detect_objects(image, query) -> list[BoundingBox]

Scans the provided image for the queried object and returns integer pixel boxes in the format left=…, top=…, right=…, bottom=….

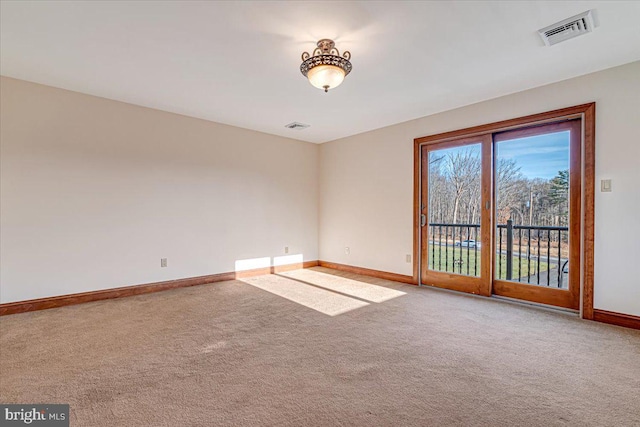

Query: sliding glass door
left=419, top=119, right=582, bottom=310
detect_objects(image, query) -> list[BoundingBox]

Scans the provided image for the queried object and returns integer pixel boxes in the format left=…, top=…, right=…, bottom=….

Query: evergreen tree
left=548, top=170, right=569, bottom=226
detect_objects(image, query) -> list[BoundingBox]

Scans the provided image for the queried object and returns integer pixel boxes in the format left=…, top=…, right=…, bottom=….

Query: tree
left=495, top=158, right=524, bottom=224
left=549, top=170, right=569, bottom=226
left=444, top=148, right=481, bottom=224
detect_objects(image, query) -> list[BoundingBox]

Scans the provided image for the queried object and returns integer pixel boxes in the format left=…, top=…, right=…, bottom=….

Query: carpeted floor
left=1, top=267, right=639, bottom=426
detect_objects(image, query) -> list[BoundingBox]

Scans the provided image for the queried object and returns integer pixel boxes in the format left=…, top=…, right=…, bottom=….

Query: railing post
left=506, top=219, right=513, bottom=280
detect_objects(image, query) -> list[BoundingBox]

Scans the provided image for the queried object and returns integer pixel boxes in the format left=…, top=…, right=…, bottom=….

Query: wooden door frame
left=413, top=103, right=596, bottom=319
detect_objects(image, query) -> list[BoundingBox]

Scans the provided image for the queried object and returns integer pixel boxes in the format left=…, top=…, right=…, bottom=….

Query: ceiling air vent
left=284, top=122, right=310, bottom=130
left=538, top=10, right=595, bottom=46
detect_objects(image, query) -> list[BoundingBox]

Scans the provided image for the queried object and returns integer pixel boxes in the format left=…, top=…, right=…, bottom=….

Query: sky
left=429, top=130, right=570, bottom=181
left=496, top=131, right=570, bottom=180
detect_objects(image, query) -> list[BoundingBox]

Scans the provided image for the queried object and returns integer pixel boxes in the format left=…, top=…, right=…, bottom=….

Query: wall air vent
left=538, top=10, right=595, bottom=46
left=284, top=122, right=310, bottom=130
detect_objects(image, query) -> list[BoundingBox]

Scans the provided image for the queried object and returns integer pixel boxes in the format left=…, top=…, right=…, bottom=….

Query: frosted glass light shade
left=307, top=65, right=346, bottom=91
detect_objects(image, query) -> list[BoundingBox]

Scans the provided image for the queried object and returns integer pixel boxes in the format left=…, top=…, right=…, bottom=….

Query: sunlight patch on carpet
left=241, top=275, right=369, bottom=316
left=279, top=269, right=406, bottom=303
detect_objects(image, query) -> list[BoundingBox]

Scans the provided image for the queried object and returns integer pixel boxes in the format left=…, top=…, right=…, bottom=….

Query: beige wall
left=0, top=77, right=318, bottom=303
left=3, top=62, right=639, bottom=317
left=319, top=61, right=640, bottom=317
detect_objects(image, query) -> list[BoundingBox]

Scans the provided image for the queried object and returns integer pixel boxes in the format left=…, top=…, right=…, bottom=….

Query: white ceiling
left=2, top=1, right=639, bottom=144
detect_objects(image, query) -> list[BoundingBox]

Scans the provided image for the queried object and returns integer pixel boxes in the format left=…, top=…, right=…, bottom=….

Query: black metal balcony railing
left=428, top=220, right=569, bottom=288
left=429, top=222, right=481, bottom=277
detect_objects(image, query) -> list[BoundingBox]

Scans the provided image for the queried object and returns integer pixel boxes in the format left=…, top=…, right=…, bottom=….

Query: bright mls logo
left=0, top=405, right=69, bottom=426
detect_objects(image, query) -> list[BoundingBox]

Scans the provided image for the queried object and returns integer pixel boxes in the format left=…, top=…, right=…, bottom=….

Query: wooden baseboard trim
left=593, top=309, right=640, bottom=330
left=234, top=260, right=319, bottom=278
left=274, top=260, right=319, bottom=273
left=318, top=261, right=416, bottom=285
left=0, top=260, right=320, bottom=316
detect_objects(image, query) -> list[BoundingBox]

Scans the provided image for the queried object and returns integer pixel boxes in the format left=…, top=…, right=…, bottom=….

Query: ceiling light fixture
left=300, top=39, right=352, bottom=93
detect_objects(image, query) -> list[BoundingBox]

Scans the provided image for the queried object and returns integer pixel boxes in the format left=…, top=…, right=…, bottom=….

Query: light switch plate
left=601, top=179, right=612, bottom=192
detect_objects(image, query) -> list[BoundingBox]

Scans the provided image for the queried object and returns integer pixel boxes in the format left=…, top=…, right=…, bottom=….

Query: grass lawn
left=427, top=244, right=550, bottom=279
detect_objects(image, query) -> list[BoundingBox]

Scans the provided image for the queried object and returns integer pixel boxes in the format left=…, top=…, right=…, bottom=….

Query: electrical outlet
left=160, top=258, right=167, bottom=268
left=284, top=246, right=289, bottom=254
left=345, top=247, right=350, bottom=255
left=406, top=254, right=412, bottom=263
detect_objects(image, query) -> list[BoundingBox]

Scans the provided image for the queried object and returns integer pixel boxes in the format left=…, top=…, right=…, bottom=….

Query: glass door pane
left=495, top=130, right=569, bottom=287
left=420, top=134, right=491, bottom=296
left=428, top=143, right=483, bottom=278
left=492, top=119, right=581, bottom=310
